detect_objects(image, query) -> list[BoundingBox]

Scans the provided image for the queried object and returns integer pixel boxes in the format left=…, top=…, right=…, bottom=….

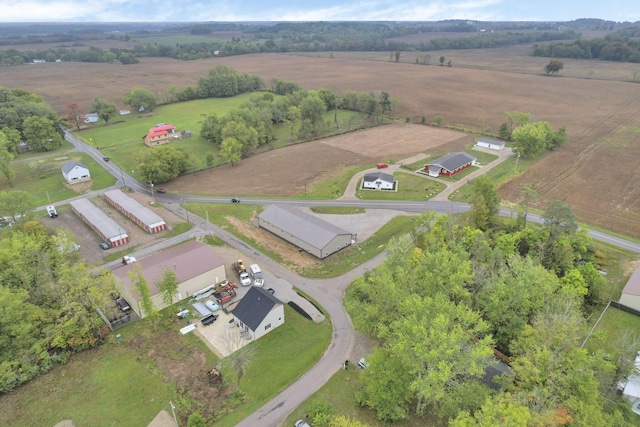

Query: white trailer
left=249, top=263, right=263, bottom=279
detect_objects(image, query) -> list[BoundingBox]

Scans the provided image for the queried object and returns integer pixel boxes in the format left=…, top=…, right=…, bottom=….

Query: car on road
left=294, top=421, right=311, bottom=427
left=155, top=187, right=166, bottom=193
left=99, top=242, right=110, bottom=250
left=103, top=156, right=109, bottom=162
left=231, top=197, right=241, bottom=203
left=377, top=163, right=389, bottom=169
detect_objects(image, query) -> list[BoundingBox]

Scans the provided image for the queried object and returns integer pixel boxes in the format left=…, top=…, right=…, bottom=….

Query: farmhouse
left=232, top=286, right=285, bottom=340
left=476, top=137, right=506, bottom=151
left=258, top=205, right=354, bottom=259
left=362, top=172, right=395, bottom=190
left=619, top=270, right=640, bottom=312
left=61, top=160, right=91, bottom=184
left=104, top=189, right=167, bottom=233
left=112, top=240, right=227, bottom=318
left=424, top=152, right=476, bottom=177
left=144, top=124, right=177, bottom=147
left=69, top=198, right=129, bottom=247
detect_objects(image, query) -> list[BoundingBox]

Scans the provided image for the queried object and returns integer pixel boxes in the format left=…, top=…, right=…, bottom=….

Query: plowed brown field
left=4, top=52, right=640, bottom=237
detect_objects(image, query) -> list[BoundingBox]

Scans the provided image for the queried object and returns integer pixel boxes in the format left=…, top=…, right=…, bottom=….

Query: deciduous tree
left=545, top=59, right=564, bottom=74
left=156, top=267, right=179, bottom=306
left=22, top=116, right=62, bottom=151
left=65, top=102, right=84, bottom=130
left=0, top=135, right=15, bottom=186
left=90, top=97, right=117, bottom=125
left=136, top=145, right=188, bottom=183
left=469, top=175, right=500, bottom=231
left=220, top=137, right=242, bottom=165
left=129, top=265, right=159, bottom=328
left=123, top=87, right=157, bottom=113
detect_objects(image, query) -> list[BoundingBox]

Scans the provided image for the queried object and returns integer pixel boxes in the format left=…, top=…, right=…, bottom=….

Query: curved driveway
left=59, top=131, right=640, bottom=427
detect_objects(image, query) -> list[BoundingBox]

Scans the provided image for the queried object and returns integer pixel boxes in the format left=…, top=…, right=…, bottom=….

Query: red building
left=424, top=152, right=477, bottom=177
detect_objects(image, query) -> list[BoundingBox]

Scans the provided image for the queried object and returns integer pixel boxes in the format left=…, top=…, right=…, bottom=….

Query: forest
left=345, top=184, right=638, bottom=426
left=531, top=26, right=640, bottom=62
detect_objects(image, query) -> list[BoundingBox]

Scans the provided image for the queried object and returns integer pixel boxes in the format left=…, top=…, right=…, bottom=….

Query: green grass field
left=0, top=304, right=331, bottom=427
left=1, top=151, right=117, bottom=205
left=356, top=172, right=446, bottom=201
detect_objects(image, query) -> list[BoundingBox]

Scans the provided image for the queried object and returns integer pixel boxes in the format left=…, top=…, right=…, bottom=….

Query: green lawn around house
left=355, top=171, right=446, bottom=201
left=0, top=341, right=173, bottom=427
left=1, top=151, right=117, bottom=205
left=0, top=303, right=331, bottom=427
left=219, top=305, right=333, bottom=426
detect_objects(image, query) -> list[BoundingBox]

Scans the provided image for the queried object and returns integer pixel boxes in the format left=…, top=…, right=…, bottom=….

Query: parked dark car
left=231, top=197, right=241, bottom=203
left=116, top=298, right=131, bottom=312
left=103, top=156, right=109, bottom=162
left=99, top=242, right=110, bottom=250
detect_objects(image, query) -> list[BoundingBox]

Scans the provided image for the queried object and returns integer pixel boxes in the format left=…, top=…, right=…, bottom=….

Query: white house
left=362, top=172, right=395, bottom=190
left=61, top=161, right=91, bottom=184
left=476, top=137, right=506, bottom=151
left=232, top=286, right=285, bottom=340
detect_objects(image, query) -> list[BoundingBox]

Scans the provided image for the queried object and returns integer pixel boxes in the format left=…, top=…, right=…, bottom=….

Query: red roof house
left=144, top=124, right=177, bottom=147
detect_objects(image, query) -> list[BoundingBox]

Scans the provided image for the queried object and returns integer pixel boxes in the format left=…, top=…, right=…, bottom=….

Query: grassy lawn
left=311, top=206, right=365, bottom=214
left=0, top=341, right=173, bottom=427
left=219, top=305, right=333, bottom=426
left=356, top=172, right=446, bottom=201
left=0, top=304, right=331, bottom=427
left=287, top=366, right=441, bottom=427
left=585, top=307, right=640, bottom=363
left=306, top=165, right=371, bottom=199
left=2, top=151, right=117, bottom=206
left=449, top=153, right=537, bottom=202
left=299, top=216, right=416, bottom=278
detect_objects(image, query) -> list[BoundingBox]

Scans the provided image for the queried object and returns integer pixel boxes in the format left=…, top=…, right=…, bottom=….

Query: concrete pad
left=146, top=409, right=175, bottom=427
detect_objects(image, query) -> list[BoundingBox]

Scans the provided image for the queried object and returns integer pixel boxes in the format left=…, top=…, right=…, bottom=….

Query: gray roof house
left=424, top=152, right=476, bottom=177
left=257, top=205, right=354, bottom=259
left=61, top=160, right=91, bottom=184
left=363, top=172, right=395, bottom=190
left=232, top=287, right=285, bottom=340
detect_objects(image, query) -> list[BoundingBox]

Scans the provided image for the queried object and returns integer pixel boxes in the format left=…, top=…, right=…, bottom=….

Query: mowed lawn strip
left=0, top=343, right=172, bottom=427
left=219, top=306, right=332, bottom=427
left=3, top=152, right=117, bottom=205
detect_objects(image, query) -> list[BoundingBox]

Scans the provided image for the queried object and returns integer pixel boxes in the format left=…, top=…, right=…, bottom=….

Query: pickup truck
left=201, top=314, right=218, bottom=326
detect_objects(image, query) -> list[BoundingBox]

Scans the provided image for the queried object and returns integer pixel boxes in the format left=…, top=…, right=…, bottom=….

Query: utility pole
left=150, top=181, right=155, bottom=201
left=46, top=191, right=51, bottom=204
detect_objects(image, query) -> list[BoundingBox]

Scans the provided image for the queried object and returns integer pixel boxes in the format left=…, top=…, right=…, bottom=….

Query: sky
left=1, top=0, right=637, bottom=23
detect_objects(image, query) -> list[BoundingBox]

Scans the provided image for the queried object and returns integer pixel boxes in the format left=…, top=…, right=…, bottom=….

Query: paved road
left=54, top=132, right=640, bottom=427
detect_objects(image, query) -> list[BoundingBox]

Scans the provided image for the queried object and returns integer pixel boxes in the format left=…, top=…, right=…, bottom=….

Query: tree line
left=0, top=26, right=579, bottom=67
left=531, top=26, right=640, bottom=62
left=344, top=188, right=637, bottom=425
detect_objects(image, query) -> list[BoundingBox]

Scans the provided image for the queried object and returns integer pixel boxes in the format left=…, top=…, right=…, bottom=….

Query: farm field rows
left=4, top=51, right=640, bottom=237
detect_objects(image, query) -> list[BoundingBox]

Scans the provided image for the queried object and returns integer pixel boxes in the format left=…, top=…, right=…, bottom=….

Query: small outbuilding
left=61, top=160, right=91, bottom=184
left=362, top=172, right=395, bottom=190
left=258, top=205, right=354, bottom=259
left=476, top=137, right=506, bottom=151
left=620, top=270, right=640, bottom=312
left=424, top=152, right=476, bottom=177
left=619, top=351, right=640, bottom=416
left=232, top=286, right=285, bottom=340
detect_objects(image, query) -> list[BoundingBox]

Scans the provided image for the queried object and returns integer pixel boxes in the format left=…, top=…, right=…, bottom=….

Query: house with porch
left=362, top=172, right=395, bottom=190
left=424, top=152, right=476, bottom=177
left=232, top=286, right=285, bottom=340
left=144, top=124, right=177, bottom=147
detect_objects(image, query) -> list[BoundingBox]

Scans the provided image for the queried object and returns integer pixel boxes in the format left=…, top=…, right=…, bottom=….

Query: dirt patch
left=225, top=215, right=321, bottom=270
left=172, top=123, right=468, bottom=197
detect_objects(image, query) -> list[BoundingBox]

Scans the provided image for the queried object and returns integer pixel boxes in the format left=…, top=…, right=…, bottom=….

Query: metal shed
left=69, top=198, right=129, bottom=247
left=104, top=189, right=167, bottom=233
left=258, top=205, right=354, bottom=259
